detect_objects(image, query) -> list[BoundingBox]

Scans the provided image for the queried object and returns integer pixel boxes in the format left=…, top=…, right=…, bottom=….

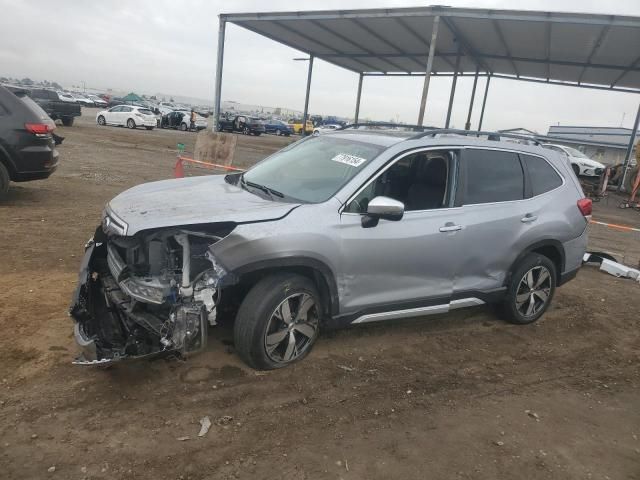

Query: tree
left=20, top=77, right=33, bottom=85
left=51, top=82, right=63, bottom=90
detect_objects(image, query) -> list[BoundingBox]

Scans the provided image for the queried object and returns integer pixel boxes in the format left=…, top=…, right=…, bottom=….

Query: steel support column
left=465, top=69, right=480, bottom=130
left=302, top=55, right=314, bottom=137
left=445, top=49, right=461, bottom=128
left=354, top=73, right=364, bottom=123
left=619, top=102, right=640, bottom=192
left=417, top=15, right=440, bottom=126
left=477, top=74, right=491, bottom=132
left=213, top=17, right=226, bottom=130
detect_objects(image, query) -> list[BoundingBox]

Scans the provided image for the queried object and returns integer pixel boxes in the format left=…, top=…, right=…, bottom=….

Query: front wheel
left=234, top=274, right=321, bottom=370
left=243, top=127, right=250, bottom=135
left=97, top=115, right=106, bottom=126
left=61, top=117, right=74, bottom=127
left=180, top=123, right=188, bottom=131
left=499, top=253, right=556, bottom=325
left=127, top=119, right=136, bottom=129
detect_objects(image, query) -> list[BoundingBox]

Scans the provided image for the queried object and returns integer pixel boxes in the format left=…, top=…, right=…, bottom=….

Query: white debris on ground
left=198, top=416, right=212, bottom=437
left=583, top=252, right=640, bottom=281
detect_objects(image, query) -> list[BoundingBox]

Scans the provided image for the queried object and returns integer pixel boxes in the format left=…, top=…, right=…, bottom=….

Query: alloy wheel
left=264, top=293, right=319, bottom=364
left=515, top=266, right=552, bottom=317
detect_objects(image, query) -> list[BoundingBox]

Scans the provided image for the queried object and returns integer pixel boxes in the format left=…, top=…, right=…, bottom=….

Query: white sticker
left=331, top=153, right=367, bottom=168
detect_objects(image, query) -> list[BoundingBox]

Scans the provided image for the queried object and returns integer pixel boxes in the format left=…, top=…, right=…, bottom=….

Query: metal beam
left=545, top=21, right=551, bottom=81
left=493, top=20, right=519, bottom=77
left=619, top=102, right=640, bottom=192
left=302, top=55, right=314, bottom=137
left=441, top=16, right=493, bottom=74
left=477, top=75, right=491, bottom=132
left=445, top=49, right=462, bottom=128
left=309, top=19, right=409, bottom=73
left=354, top=73, right=363, bottom=123
left=578, top=23, right=611, bottom=84
left=213, top=17, right=226, bottom=129
left=611, top=54, right=640, bottom=88
left=491, top=73, right=640, bottom=94
left=395, top=17, right=455, bottom=70
left=465, top=68, right=480, bottom=130
left=417, top=15, right=440, bottom=126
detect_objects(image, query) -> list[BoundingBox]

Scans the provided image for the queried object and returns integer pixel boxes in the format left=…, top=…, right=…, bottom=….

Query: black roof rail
left=340, top=122, right=437, bottom=132
left=411, top=128, right=542, bottom=146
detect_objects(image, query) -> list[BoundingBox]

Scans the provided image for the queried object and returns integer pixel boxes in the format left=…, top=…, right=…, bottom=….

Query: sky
left=1, top=0, right=639, bottom=133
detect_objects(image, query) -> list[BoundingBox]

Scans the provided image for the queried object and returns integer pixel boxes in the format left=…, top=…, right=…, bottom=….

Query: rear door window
left=522, top=154, right=563, bottom=196
left=463, top=149, right=524, bottom=204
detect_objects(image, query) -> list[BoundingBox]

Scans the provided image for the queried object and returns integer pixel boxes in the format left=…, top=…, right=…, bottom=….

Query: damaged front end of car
left=69, top=214, right=235, bottom=366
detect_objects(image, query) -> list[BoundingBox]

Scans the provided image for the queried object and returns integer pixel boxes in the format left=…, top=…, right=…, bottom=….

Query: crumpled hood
left=107, top=175, right=299, bottom=235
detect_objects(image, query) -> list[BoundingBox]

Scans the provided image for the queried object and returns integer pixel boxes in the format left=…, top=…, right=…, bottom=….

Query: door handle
left=521, top=214, right=538, bottom=223
left=439, top=224, right=463, bottom=233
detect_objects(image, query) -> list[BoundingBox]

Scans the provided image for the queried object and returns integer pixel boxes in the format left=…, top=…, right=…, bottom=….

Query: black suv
left=0, top=86, right=59, bottom=196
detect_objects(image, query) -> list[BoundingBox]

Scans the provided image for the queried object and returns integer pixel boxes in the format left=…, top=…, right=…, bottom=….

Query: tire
left=255, top=132, right=261, bottom=136
left=234, top=273, right=322, bottom=370
left=61, top=117, right=74, bottom=127
left=498, top=253, right=556, bottom=325
left=127, top=119, right=136, bottom=129
left=97, top=115, right=106, bottom=126
left=145, top=126, right=154, bottom=130
left=313, top=130, right=320, bottom=136
left=218, top=124, right=223, bottom=132
left=0, top=162, right=9, bottom=197
left=275, top=129, right=281, bottom=136
left=572, top=164, right=580, bottom=177
left=243, top=127, right=250, bottom=135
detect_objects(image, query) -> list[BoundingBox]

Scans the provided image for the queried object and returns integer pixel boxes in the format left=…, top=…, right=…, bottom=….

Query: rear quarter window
left=463, top=149, right=524, bottom=204
left=522, top=154, right=563, bottom=196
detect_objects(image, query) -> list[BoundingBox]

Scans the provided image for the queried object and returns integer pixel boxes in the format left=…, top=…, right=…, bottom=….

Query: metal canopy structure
left=212, top=6, right=640, bottom=184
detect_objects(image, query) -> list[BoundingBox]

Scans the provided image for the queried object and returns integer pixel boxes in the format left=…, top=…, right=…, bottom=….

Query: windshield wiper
left=240, top=175, right=284, bottom=200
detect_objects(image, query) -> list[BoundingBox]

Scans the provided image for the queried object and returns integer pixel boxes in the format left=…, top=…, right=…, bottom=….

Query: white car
left=313, top=124, right=342, bottom=135
left=542, top=144, right=605, bottom=177
left=96, top=105, right=157, bottom=130
left=57, top=91, right=78, bottom=103
left=87, top=94, right=108, bottom=108
left=70, top=93, right=95, bottom=107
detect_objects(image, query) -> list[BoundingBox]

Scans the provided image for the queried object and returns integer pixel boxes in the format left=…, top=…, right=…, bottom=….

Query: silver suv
left=70, top=128, right=591, bottom=369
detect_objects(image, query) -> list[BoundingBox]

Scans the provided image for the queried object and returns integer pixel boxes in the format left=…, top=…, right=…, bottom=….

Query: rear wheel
left=97, top=115, right=106, bottom=126
left=180, top=123, right=188, bottom=131
left=0, top=162, right=9, bottom=197
left=127, top=119, right=136, bottom=129
left=243, top=127, right=250, bottom=135
left=275, top=129, right=281, bottom=136
left=145, top=126, right=154, bottom=130
left=234, top=274, right=321, bottom=370
left=61, top=117, right=74, bottom=127
left=499, top=253, right=556, bottom=325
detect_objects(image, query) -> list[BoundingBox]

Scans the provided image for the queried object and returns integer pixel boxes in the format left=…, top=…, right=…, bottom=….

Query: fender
left=0, top=142, right=17, bottom=176
left=227, top=255, right=340, bottom=316
left=506, top=239, right=566, bottom=285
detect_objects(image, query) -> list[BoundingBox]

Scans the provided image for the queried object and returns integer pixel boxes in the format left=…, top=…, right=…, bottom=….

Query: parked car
left=96, top=105, right=157, bottom=130
left=264, top=119, right=293, bottom=136
left=0, top=85, right=59, bottom=196
left=541, top=144, right=605, bottom=177
left=161, top=111, right=207, bottom=131
left=288, top=118, right=314, bottom=135
left=70, top=127, right=589, bottom=369
left=87, top=94, right=108, bottom=108
left=57, top=92, right=78, bottom=103
left=70, top=93, right=95, bottom=107
left=27, top=88, right=81, bottom=126
left=313, top=124, right=342, bottom=135
left=218, top=114, right=265, bottom=135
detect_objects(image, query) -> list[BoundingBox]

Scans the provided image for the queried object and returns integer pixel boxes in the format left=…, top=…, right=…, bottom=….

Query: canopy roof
left=122, top=92, right=144, bottom=102
left=223, top=5, right=640, bottom=93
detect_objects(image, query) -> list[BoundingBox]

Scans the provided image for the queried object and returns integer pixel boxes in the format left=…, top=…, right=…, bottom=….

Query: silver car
left=70, top=128, right=591, bottom=369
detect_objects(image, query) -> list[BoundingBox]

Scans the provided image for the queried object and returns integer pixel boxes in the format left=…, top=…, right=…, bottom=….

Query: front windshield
left=563, top=146, right=589, bottom=159
left=242, top=136, right=383, bottom=203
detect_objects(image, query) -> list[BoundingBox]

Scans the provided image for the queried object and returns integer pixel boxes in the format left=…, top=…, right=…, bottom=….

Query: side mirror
left=362, top=196, right=404, bottom=228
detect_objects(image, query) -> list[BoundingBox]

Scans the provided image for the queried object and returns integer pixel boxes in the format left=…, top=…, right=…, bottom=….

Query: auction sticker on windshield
left=331, top=153, right=368, bottom=167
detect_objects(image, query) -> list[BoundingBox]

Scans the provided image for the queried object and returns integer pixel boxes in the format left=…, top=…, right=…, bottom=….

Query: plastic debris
left=176, top=436, right=190, bottom=441
left=198, top=416, right=212, bottom=437
left=599, top=258, right=640, bottom=280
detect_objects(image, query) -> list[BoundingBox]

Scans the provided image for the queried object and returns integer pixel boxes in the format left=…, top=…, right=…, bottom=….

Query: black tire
left=127, top=119, right=136, bottom=129
left=275, top=129, right=281, bottom=136
left=234, top=273, right=322, bottom=370
left=180, top=123, right=187, bottom=131
left=97, top=115, right=106, bottom=126
left=217, top=124, right=223, bottom=132
left=498, top=253, right=556, bottom=325
left=61, top=117, right=74, bottom=127
left=243, top=127, right=250, bottom=135
left=572, top=164, right=580, bottom=177
left=255, top=132, right=261, bottom=136
left=0, top=162, right=9, bottom=197
left=145, top=126, right=154, bottom=130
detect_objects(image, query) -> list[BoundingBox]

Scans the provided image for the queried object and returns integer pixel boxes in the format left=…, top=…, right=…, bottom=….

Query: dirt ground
left=0, top=111, right=639, bottom=480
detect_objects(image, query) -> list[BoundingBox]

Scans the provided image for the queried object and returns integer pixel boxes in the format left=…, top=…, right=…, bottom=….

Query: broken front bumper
left=69, top=231, right=209, bottom=366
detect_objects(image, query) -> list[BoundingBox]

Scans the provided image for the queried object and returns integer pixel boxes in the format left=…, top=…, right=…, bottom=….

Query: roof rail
left=411, top=128, right=542, bottom=146
left=340, top=122, right=436, bottom=132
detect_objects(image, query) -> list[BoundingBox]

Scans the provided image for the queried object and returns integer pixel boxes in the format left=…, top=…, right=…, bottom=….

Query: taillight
left=577, top=198, right=592, bottom=217
left=24, top=123, right=53, bottom=135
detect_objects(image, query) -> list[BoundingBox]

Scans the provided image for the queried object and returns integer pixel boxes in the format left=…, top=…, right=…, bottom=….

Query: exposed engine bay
left=69, top=223, right=233, bottom=365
